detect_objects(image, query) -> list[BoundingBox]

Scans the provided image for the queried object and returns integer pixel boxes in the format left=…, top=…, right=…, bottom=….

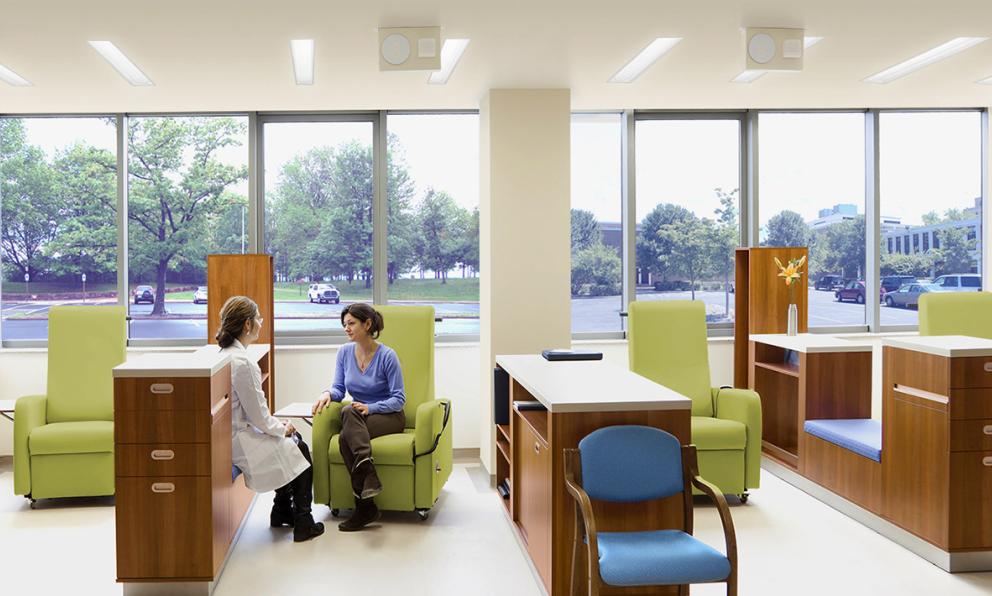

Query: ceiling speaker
left=745, top=27, right=804, bottom=71
left=379, top=27, right=441, bottom=71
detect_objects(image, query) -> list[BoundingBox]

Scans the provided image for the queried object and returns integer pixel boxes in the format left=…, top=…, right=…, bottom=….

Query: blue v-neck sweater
left=327, top=342, right=406, bottom=415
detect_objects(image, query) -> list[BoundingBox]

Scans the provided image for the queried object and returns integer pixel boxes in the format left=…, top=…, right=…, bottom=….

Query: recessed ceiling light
left=864, top=37, right=988, bottom=84
left=428, top=39, right=470, bottom=85
left=608, top=37, right=682, bottom=83
left=0, top=64, right=31, bottom=86
left=732, top=37, right=824, bottom=83
left=88, top=41, right=153, bottom=86
left=291, top=39, right=315, bottom=85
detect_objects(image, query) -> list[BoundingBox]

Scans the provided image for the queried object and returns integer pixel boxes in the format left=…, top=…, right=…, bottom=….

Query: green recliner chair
left=14, top=305, right=127, bottom=504
left=919, top=291, right=992, bottom=338
left=312, top=305, right=453, bottom=520
left=628, top=300, right=761, bottom=499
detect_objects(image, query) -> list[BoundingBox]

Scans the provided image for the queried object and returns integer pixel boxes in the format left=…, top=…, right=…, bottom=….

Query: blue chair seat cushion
left=596, top=530, right=731, bottom=587
left=804, top=419, right=881, bottom=462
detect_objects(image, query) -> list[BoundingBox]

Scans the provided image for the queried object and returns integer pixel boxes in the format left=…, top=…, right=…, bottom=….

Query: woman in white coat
left=217, top=296, right=324, bottom=542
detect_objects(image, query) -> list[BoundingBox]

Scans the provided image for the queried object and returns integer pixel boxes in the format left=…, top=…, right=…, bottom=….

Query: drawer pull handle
left=150, top=383, right=174, bottom=395
left=985, top=363, right=992, bottom=373
left=150, top=450, right=175, bottom=461
left=985, top=425, right=992, bottom=436
left=984, top=457, right=992, bottom=467
left=534, top=442, right=541, bottom=454
left=151, top=482, right=175, bottom=493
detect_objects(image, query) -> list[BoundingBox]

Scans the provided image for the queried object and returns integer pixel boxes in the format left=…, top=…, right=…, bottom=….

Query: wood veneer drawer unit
left=951, top=357, right=992, bottom=390
left=116, top=444, right=211, bottom=477
left=949, top=420, right=992, bottom=452
left=513, top=412, right=551, bottom=589
left=116, top=409, right=212, bottom=444
left=114, top=370, right=230, bottom=412
left=950, top=388, right=992, bottom=420
left=948, top=451, right=992, bottom=549
left=116, top=476, right=213, bottom=580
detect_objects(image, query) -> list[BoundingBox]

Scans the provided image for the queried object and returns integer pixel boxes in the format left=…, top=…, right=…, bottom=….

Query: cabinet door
left=949, top=451, right=992, bottom=549
left=116, top=476, right=213, bottom=580
left=516, top=421, right=551, bottom=587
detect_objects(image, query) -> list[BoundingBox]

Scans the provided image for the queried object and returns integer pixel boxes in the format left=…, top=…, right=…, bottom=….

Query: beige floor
left=1, top=457, right=991, bottom=596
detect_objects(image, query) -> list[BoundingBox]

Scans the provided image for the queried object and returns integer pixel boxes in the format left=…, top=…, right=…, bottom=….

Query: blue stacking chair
left=564, top=426, right=737, bottom=596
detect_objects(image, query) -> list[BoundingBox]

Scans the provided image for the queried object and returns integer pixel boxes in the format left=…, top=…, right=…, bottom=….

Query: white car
left=192, top=286, right=208, bottom=305
left=308, top=283, right=341, bottom=304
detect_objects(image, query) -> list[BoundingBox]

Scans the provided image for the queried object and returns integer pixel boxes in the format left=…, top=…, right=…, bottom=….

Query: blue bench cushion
left=804, top=419, right=881, bottom=462
left=597, top=530, right=731, bottom=587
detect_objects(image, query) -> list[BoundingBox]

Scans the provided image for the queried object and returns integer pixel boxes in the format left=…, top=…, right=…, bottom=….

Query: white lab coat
left=223, top=339, right=309, bottom=493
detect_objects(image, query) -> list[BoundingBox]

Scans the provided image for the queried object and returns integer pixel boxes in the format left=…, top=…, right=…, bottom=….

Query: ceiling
left=2, top=0, right=992, bottom=113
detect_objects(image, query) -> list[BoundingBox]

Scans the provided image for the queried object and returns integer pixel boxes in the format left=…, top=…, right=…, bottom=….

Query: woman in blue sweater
left=313, top=303, right=406, bottom=531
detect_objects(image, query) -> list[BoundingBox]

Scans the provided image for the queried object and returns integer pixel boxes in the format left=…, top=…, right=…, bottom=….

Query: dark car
left=835, top=280, right=884, bottom=304
left=815, top=275, right=847, bottom=291
left=132, top=285, right=155, bottom=304
left=880, top=275, right=918, bottom=294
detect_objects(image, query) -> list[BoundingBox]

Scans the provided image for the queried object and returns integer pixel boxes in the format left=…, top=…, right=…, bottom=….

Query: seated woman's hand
left=313, top=391, right=332, bottom=415
left=283, top=420, right=296, bottom=437
left=352, top=402, right=369, bottom=416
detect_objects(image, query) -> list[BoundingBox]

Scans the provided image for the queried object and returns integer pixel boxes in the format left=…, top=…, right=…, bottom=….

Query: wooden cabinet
left=513, top=406, right=552, bottom=587
left=114, top=350, right=257, bottom=587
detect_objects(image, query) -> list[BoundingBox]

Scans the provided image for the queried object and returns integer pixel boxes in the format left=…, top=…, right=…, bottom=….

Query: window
left=923, top=233, right=930, bottom=252
left=634, top=117, right=741, bottom=325
left=262, top=119, right=374, bottom=335
left=571, top=113, right=623, bottom=333
left=1, top=117, right=118, bottom=341
left=759, top=113, right=867, bottom=328
left=127, top=116, right=249, bottom=341
left=386, top=113, right=479, bottom=335
left=880, top=111, right=983, bottom=325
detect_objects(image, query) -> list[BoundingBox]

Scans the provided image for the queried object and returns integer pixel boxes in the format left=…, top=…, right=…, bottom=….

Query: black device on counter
left=541, top=349, right=603, bottom=361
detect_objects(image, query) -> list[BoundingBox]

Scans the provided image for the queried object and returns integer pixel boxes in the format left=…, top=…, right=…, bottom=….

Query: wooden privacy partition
left=734, top=247, right=809, bottom=388
left=208, top=254, right=275, bottom=412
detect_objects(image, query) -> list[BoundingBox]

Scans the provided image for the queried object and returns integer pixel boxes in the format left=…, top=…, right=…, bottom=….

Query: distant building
left=880, top=197, right=981, bottom=273
left=807, top=203, right=904, bottom=234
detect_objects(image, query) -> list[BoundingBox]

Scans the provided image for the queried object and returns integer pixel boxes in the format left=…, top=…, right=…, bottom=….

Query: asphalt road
left=0, top=288, right=921, bottom=340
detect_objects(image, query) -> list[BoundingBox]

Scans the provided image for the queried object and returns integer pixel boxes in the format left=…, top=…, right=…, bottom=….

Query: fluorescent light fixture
left=291, top=39, right=315, bottom=85
left=978, top=75, right=992, bottom=84
left=88, top=41, right=153, bottom=86
left=609, top=37, right=682, bottom=83
left=0, top=64, right=31, bottom=86
left=428, top=39, right=470, bottom=85
left=864, top=37, right=988, bottom=84
left=732, top=36, right=824, bottom=83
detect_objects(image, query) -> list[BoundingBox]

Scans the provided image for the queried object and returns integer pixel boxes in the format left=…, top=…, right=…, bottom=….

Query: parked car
left=880, top=275, right=919, bottom=294
left=308, top=283, right=341, bottom=304
left=132, top=285, right=155, bottom=304
left=931, top=273, right=982, bottom=292
left=884, top=283, right=945, bottom=309
left=815, top=275, right=847, bottom=291
left=192, top=286, right=208, bottom=305
left=834, top=280, right=884, bottom=304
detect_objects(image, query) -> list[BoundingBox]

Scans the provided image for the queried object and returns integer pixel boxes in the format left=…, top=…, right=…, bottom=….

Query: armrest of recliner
left=413, top=399, right=452, bottom=509
left=713, top=387, right=762, bottom=490
left=310, top=401, right=344, bottom=505
left=414, top=399, right=451, bottom=459
left=14, top=395, right=47, bottom=496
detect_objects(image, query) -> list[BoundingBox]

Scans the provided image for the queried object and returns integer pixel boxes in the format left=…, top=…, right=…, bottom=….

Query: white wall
left=0, top=338, right=733, bottom=457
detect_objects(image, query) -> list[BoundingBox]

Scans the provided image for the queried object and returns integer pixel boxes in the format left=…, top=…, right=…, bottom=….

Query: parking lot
left=1, top=287, right=921, bottom=340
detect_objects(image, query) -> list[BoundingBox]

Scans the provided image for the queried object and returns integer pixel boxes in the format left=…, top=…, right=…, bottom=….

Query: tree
left=387, top=135, right=418, bottom=283
left=710, top=188, right=739, bottom=317
left=458, top=207, right=480, bottom=277
left=127, top=117, right=248, bottom=315
left=881, top=252, right=932, bottom=277
left=932, top=227, right=976, bottom=275
left=570, top=209, right=599, bottom=255
left=764, top=210, right=809, bottom=248
left=571, top=243, right=621, bottom=296
left=414, top=189, right=468, bottom=283
left=656, top=214, right=709, bottom=300
left=813, top=216, right=865, bottom=279
left=637, top=203, right=696, bottom=282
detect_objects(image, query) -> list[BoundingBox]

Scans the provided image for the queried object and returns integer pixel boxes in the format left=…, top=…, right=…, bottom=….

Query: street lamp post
left=24, top=272, right=29, bottom=298
left=82, top=273, right=87, bottom=303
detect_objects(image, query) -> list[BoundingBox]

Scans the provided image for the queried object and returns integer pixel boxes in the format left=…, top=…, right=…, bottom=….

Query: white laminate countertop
left=113, top=351, right=231, bottom=378
left=495, top=354, right=691, bottom=414
left=193, top=342, right=270, bottom=362
left=749, top=333, right=874, bottom=353
left=883, top=335, right=992, bottom=358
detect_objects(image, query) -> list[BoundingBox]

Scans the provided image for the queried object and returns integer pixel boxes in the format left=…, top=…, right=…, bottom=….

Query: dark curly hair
left=340, top=303, right=384, bottom=339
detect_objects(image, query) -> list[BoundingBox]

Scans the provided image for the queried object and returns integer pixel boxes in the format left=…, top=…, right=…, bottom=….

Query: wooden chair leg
left=727, top=575, right=737, bottom=596
left=571, top=535, right=581, bottom=596
left=678, top=584, right=689, bottom=596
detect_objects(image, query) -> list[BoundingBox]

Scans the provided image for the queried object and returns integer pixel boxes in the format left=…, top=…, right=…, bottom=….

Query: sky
left=18, top=110, right=984, bottom=231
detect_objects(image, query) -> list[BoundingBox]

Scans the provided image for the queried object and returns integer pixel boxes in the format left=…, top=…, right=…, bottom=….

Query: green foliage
left=932, top=226, right=976, bottom=275
left=637, top=203, right=696, bottom=282
left=414, top=189, right=470, bottom=283
left=765, top=210, right=809, bottom=248
left=811, top=215, right=865, bottom=280
left=570, top=209, right=600, bottom=254
left=881, top=252, right=932, bottom=277
left=571, top=243, right=621, bottom=296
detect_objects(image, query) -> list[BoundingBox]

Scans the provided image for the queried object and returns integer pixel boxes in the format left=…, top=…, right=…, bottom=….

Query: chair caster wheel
left=29, top=499, right=37, bottom=510
left=416, top=509, right=430, bottom=521
left=739, top=493, right=749, bottom=504
left=330, top=508, right=340, bottom=518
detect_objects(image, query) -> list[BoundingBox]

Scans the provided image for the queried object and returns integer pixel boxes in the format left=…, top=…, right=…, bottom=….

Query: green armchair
left=14, top=306, right=127, bottom=504
left=628, top=300, right=761, bottom=499
left=920, top=291, right=992, bottom=338
left=312, top=305, right=453, bottom=520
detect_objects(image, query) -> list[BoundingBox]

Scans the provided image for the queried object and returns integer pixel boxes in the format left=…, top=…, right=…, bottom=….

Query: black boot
left=289, top=463, right=323, bottom=542
left=271, top=485, right=294, bottom=528
left=293, top=513, right=325, bottom=542
left=338, top=497, right=381, bottom=532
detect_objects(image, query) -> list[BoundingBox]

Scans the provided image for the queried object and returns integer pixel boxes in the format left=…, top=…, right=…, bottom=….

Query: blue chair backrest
left=578, top=425, right=684, bottom=503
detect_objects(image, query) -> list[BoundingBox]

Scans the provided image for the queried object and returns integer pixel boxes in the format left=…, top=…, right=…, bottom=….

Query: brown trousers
left=339, top=405, right=406, bottom=498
